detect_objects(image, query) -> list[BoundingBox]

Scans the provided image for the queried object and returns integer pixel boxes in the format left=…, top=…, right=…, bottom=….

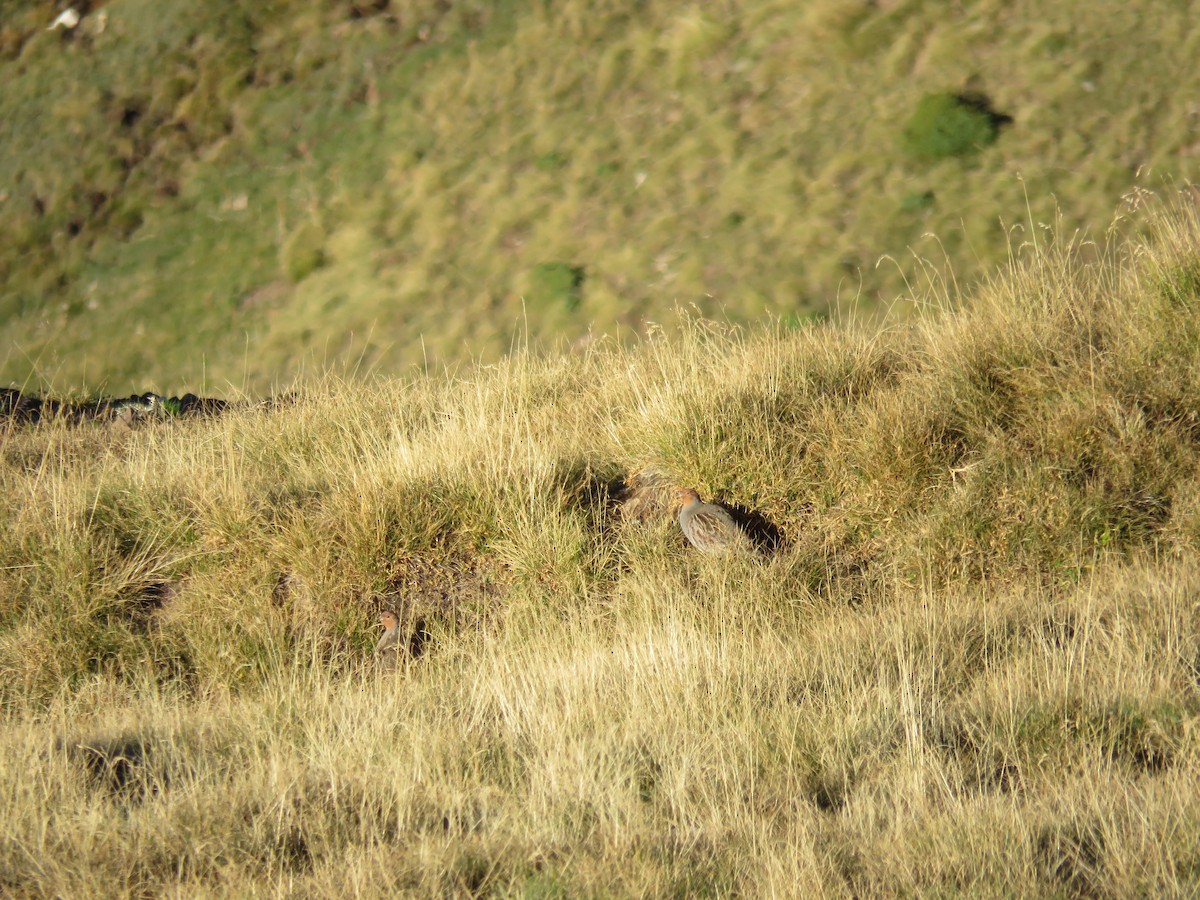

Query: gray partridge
left=375, top=610, right=401, bottom=655
left=676, top=488, right=752, bottom=554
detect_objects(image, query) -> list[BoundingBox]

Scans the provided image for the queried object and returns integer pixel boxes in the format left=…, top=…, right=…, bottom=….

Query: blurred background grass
left=2, top=0, right=1198, bottom=392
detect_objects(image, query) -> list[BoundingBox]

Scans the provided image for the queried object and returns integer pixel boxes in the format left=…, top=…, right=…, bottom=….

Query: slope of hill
left=3, top=0, right=1200, bottom=391
left=1, top=198, right=1199, bottom=894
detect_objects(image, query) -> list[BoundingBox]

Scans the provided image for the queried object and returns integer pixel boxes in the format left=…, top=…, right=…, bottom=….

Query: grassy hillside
left=3, top=0, right=1200, bottom=392
left=2, top=198, right=1200, bottom=894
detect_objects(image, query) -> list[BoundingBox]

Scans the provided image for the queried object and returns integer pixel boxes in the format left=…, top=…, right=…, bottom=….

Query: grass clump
left=281, top=220, right=328, bottom=283
left=3, top=199, right=1200, bottom=893
left=902, top=92, right=1006, bottom=160
left=527, top=262, right=586, bottom=312
left=900, top=189, right=935, bottom=212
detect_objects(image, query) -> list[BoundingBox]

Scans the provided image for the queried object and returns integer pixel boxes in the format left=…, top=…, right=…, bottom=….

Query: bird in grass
left=676, top=488, right=753, bottom=554
left=48, top=8, right=80, bottom=30
left=375, top=610, right=401, bottom=655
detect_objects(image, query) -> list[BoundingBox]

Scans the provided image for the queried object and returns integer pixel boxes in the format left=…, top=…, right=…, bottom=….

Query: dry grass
left=2, top=199, right=1200, bottom=894
left=4, top=564, right=1198, bottom=896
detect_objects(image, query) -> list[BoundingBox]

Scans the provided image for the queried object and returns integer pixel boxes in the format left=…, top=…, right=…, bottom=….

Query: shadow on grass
left=70, top=733, right=176, bottom=804
left=726, top=501, right=787, bottom=555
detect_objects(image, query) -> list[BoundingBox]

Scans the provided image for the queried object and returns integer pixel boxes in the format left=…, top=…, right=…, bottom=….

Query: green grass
left=902, top=93, right=1004, bottom=160
left=2, top=197, right=1200, bottom=894
left=3, top=0, right=1200, bottom=392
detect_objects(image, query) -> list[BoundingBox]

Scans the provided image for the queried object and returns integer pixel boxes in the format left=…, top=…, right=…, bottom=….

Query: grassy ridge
left=3, top=0, right=1200, bottom=391
left=1, top=199, right=1200, bottom=893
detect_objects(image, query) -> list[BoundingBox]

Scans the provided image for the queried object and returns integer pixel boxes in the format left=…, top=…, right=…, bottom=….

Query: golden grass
left=2, top=200, right=1200, bottom=894
left=1, top=561, right=1197, bottom=895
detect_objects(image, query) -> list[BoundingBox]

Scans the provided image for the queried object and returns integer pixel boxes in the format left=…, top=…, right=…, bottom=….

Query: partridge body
left=676, top=488, right=752, bottom=554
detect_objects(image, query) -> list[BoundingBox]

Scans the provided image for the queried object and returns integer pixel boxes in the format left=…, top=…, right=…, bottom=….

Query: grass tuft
left=902, top=92, right=1007, bottom=161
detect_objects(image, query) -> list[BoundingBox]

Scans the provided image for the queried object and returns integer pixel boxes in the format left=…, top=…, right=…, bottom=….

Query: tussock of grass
left=902, top=92, right=1006, bottom=160
left=2, top=201, right=1200, bottom=893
